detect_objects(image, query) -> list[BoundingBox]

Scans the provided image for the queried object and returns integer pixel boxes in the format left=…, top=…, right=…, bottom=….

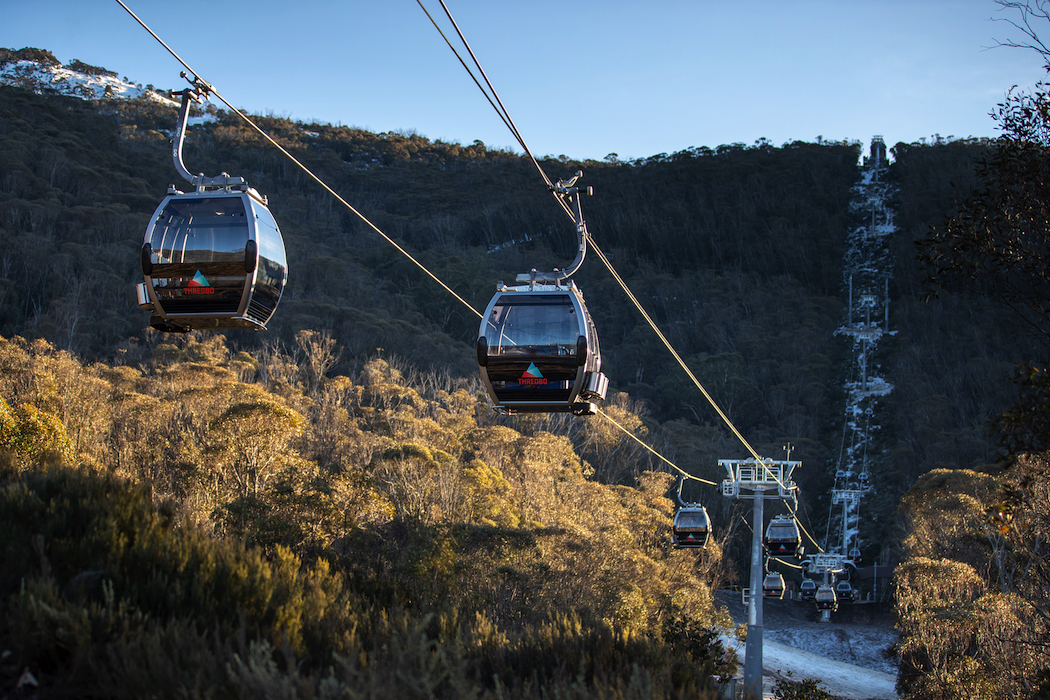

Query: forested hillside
left=0, top=46, right=1043, bottom=697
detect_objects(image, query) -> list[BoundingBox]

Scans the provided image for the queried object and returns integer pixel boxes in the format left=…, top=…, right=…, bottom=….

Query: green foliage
left=461, top=458, right=518, bottom=526
left=208, top=398, right=306, bottom=496
left=918, top=85, right=1050, bottom=348
left=895, top=461, right=1050, bottom=699
left=912, top=77, right=1050, bottom=472
left=0, top=396, right=17, bottom=452
left=885, top=138, right=1018, bottom=488
left=65, top=58, right=117, bottom=78
left=0, top=462, right=730, bottom=699
left=993, top=362, right=1050, bottom=460
left=661, top=606, right=737, bottom=687
left=0, top=47, right=61, bottom=67
left=899, top=468, right=999, bottom=567
left=895, top=20, right=1050, bottom=694
left=772, top=675, right=841, bottom=700
left=0, top=395, right=74, bottom=466
left=10, top=401, right=75, bottom=465
left=0, top=462, right=359, bottom=663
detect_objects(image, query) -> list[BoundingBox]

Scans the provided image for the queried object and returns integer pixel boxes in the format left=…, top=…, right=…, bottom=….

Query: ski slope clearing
left=716, top=591, right=898, bottom=699
left=746, top=638, right=897, bottom=699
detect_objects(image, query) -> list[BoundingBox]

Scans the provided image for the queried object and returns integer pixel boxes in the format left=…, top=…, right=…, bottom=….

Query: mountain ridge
left=1, top=46, right=179, bottom=107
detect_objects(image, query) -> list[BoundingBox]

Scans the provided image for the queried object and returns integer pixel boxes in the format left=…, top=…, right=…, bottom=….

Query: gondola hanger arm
left=552, top=170, right=593, bottom=227
left=541, top=171, right=594, bottom=281
left=180, top=70, right=213, bottom=97
left=170, top=78, right=246, bottom=192
left=514, top=171, right=593, bottom=286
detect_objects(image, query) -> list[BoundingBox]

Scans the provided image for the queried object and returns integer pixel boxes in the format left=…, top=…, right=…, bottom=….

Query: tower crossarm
left=719, top=457, right=801, bottom=499
left=831, top=489, right=863, bottom=506
left=809, top=553, right=848, bottom=575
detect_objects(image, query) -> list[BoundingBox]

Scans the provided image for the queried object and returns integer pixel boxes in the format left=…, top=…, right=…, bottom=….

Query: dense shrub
left=0, top=460, right=731, bottom=698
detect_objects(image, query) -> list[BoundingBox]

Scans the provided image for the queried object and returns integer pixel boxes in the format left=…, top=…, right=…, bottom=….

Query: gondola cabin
left=762, top=572, right=785, bottom=599
left=815, top=585, right=838, bottom=611
left=835, top=580, right=856, bottom=602
left=137, top=186, right=287, bottom=332
left=476, top=279, right=608, bottom=414
left=672, top=506, right=711, bottom=549
left=765, top=514, right=803, bottom=558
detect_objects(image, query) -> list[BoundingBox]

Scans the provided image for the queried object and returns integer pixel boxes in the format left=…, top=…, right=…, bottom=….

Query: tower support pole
left=744, top=492, right=764, bottom=697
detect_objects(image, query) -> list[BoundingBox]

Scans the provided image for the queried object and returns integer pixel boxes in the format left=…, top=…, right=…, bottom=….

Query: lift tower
left=721, top=456, right=800, bottom=698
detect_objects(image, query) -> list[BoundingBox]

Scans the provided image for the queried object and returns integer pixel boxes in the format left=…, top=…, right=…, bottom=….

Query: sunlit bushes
left=0, top=460, right=729, bottom=698
left=895, top=462, right=1050, bottom=698
left=0, top=333, right=733, bottom=696
left=0, top=396, right=74, bottom=466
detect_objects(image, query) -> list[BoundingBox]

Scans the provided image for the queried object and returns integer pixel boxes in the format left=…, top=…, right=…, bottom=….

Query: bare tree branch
left=992, top=0, right=1050, bottom=67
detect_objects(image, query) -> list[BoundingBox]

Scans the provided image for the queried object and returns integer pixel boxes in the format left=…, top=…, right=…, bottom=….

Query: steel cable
left=115, top=0, right=483, bottom=321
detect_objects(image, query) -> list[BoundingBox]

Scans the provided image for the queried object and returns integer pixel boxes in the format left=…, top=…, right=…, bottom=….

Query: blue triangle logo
left=189, top=270, right=211, bottom=287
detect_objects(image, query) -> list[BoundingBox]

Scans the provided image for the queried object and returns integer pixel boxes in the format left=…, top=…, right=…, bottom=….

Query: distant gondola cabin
left=815, top=585, right=838, bottom=611
left=765, top=514, right=803, bottom=558
left=762, top=572, right=785, bottom=599
left=672, top=506, right=711, bottom=549
left=835, top=580, right=856, bottom=602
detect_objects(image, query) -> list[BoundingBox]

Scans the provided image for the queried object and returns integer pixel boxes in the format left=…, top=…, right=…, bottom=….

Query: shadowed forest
left=2, top=44, right=1049, bottom=698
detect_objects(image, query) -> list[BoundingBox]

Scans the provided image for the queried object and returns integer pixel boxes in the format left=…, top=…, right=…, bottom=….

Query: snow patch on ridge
left=0, top=58, right=179, bottom=107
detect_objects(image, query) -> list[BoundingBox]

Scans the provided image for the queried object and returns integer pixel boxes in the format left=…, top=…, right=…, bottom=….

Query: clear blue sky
left=3, top=0, right=1048, bottom=161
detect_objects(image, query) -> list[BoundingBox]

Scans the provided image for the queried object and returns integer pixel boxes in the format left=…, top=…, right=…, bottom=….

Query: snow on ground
left=716, top=590, right=899, bottom=699
left=0, top=57, right=228, bottom=133
left=742, top=638, right=897, bottom=700
left=0, top=59, right=178, bottom=106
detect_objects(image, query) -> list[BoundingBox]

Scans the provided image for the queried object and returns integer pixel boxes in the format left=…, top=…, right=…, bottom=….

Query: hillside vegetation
left=1, top=45, right=1047, bottom=696
left=0, top=76, right=1025, bottom=480
left=890, top=17, right=1050, bottom=692
left=0, top=332, right=736, bottom=697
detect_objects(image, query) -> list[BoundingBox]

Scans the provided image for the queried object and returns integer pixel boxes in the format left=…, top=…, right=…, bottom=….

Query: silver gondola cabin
left=762, top=572, right=786, bottom=599
left=477, top=277, right=607, bottom=414
left=672, top=506, right=711, bottom=549
left=815, top=584, right=838, bottom=611
left=476, top=172, right=607, bottom=414
left=136, top=77, right=286, bottom=332
left=671, top=477, right=711, bottom=549
left=765, top=514, right=804, bottom=558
